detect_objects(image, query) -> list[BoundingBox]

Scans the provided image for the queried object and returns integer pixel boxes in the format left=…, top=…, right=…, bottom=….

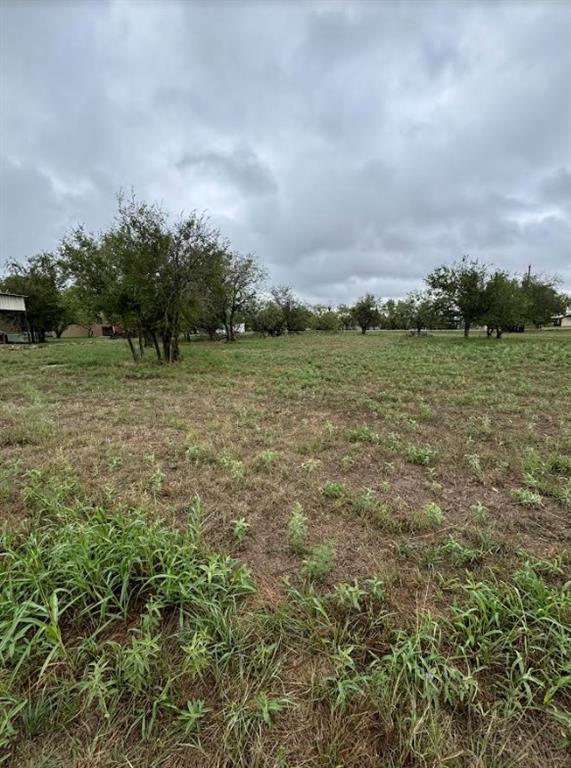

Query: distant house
left=0, top=292, right=27, bottom=343
left=553, top=311, right=571, bottom=328
left=62, top=323, right=115, bottom=338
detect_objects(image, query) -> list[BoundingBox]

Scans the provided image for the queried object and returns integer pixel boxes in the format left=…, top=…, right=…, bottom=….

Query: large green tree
left=1, top=252, right=69, bottom=342
left=483, top=271, right=529, bottom=338
left=401, top=291, right=441, bottom=334
left=61, top=195, right=218, bottom=363
left=337, top=304, right=355, bottom=331
left=351, top=294, right=381, bottom=334
left=309, top=305, right=341, bottom=331
left=521, top=273, right=567, bottom=328
left=248, top=300, right=287, bottom=336
left=426, top=256, right=488, bottom=337
left=271, top=287, right=309, bottom=333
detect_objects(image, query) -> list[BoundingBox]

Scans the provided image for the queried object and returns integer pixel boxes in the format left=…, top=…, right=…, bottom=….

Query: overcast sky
left=1, top=0, right=570, bottom=303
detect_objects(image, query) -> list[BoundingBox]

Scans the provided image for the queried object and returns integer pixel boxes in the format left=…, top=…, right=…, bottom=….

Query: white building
left=0, top=292, right=27, bottom=342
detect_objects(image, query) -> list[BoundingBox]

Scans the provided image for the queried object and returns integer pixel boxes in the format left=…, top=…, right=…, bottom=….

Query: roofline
left=0, top=291, right=27, bottom=298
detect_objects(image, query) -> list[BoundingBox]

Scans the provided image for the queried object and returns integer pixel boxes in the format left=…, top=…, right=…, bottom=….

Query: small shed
left=0, top=292, right=27, bottom=343
left=553, top=311, right=571, bottom=328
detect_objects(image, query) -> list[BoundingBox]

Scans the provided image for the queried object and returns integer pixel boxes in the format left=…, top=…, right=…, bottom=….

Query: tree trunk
left=151, top=331, right=162, bottom=363
left=171, top=332, right=179, bottom=362
left=361, top=327, right=366, bottom=334
left=123, top=318, right=139, bottom=362
left=464, top=321, right=470, bottom=338
left=496, top=328, right=503, bottom=339
left=162, top=334, right=170, bottom=362
left=126, top=335, right=138, bottom=362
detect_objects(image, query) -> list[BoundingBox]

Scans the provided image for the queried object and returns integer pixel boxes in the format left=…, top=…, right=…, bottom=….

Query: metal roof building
left=0, top=292, right=27, bottom=342
left=0, top=292, right=27, bottom=313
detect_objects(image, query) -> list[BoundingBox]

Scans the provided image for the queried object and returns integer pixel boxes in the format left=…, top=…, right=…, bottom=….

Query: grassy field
left=1, top=330, right=570, bottom=767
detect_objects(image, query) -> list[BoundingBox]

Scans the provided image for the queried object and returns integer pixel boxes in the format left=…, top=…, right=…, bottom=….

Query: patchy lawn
left=1, top=330, right=570, bottom=767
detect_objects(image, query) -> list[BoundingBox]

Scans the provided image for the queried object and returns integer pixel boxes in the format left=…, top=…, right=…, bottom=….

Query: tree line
left=1, top=194, right=568, bottom=361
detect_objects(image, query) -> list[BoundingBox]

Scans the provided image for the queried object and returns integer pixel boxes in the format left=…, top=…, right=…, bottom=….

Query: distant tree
left=271, top=287, right=309, bottom=333
left=190, top=248, right=226, bottom=340
left=482, top=272, right=529, bottom=338
left=309, top=305, right=341, bottom=331
left=401, top=291, right=440, bottom=334
left=380, top=299, right=396, bottom=330
left=217, top=251, right=265, bottom=341
left=426, top=256, right=488, bottom=337
left=249, top=300, right=286, bottom=336
left=1, top=252, right=69, bottom=342
left=337, top=304, right=355, bottom=331
left=58, top=286, right=100, bottom=337
left=381, top=298, right=414, bottom=330
left=521, top=273, right=567, bottom=328
left=351, top=294, right=381, bottom=334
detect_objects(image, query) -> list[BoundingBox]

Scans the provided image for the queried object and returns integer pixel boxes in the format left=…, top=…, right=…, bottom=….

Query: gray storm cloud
left=1, top=0, right=570, bottom=302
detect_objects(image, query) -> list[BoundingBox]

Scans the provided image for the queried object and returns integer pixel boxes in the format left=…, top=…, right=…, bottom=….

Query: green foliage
left=232, top=517, right=250, bottom=546
left=255, top=449, right=280, bottom=470
left=186, top=444, right=210, bottom=464
left=302, top=543, right=335, bottom=581
left=348, top=425, right=380, bottom=443
left=1, top=252, right=70, bottom=342
left=181, top=628, right=212, bottom=679
left=483, top=270, right=529, bottom=337
left=426, top=255, right=488, bottom=336
left=249, top=286, right=309, bottom=336
left=406, top=443, right=435, bottom=465
left=0, top=503, right=254, bottom=683
left=412, top=502, right=445, bottom=530
left=176, top=699, right=208, bottom=742
left=471, top=501, right=489, bottom=524
left=333, top=580, right=367, bottom=611
left=426, top=533, right=500, bottom=566
left=219, top=451, right=245, bottom=481
left=400, top=290, right=441, bottom=334
left=321, top=481, right=345, bottom=499
left=309, top=305, right=341, bottom=332
left=287, top=503, right=307, bottom=554
left=61, top=194, right=230, bottom=362
left=522, top=273, right=568, bottom=328
left=351, top=293, right=381, bottom=334
left=249, top=299, right=286, bottom=336
left=512, top=487, right=543, bottom=506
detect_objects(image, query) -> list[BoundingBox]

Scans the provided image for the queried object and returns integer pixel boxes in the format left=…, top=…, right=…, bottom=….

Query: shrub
left=413, top=502, right=445, bottom=530
left=512, top=488, right=543, bottom=506
left=255, top=449, right=280, bottom=470
left=470, top=501, right=489, bottom=524
left=322, top=481, right=345, bottom=499
left=232, top=517, right=250, bottom=546
left=303, top=543, right=335, bottom=582
left=348, top=426, right=379, bottom=443
left=287, top=503, right=307, bottom=554
left=406, top=444, right=435, bottom=465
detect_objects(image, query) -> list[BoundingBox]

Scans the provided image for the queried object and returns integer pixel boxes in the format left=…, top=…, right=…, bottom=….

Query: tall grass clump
left=0, top=489, right=255, bottom=755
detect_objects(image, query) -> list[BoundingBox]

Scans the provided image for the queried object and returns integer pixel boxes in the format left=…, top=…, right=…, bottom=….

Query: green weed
left=303, top=543, right=335, bottom=582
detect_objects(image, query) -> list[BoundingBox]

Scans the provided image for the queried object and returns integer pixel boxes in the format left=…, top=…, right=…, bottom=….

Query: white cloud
left=1, top=0, right=570, bottom=299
